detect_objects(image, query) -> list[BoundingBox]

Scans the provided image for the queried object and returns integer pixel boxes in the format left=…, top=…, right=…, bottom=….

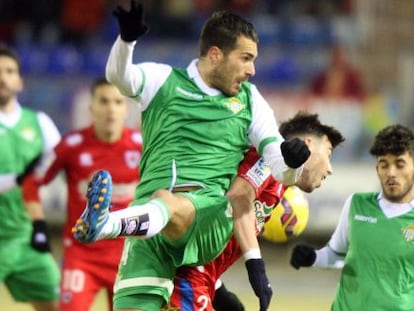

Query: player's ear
left=88, top=102, right=94, bottom=115
left=301, top=136, right=312, bottom=146
left=208, top=46, right=223, bottom=65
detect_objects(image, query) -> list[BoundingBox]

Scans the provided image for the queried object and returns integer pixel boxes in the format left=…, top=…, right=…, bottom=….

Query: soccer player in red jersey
left=22, top=78, right=142, bottom=311
left=167, top=112, right=345, bottom=311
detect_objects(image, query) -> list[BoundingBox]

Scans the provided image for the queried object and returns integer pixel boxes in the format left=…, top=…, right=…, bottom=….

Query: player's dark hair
left=90, top=77, right=111, bottom=95
left=0, top=45, right=21, bottom=73
left=199, top=11, right=258, bottom=57
left=279, top=111, right=345, bottom=149
left=370, top=124, right=414, bottom=156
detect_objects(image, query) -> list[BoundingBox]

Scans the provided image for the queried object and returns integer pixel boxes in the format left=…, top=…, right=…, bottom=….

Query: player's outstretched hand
left=213, top=282, right=245, bottom=311
left=245, top=258, right=273, bottom=311
left=31, top=220, right=51, bottom=252
left=113, top=0, right=149, bottom=42
left=290, top=244, right=316, bottom=269
left=281, top=138, right=310, bottom=169
left=16, top=154, right=41, bottom=185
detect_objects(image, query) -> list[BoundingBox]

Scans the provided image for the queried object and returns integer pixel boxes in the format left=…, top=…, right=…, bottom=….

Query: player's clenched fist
left=281, top=138, right=310, bottom=169
left=113, top=0, right=149, bottom=42
left=290, top=244, right=316, bottom=269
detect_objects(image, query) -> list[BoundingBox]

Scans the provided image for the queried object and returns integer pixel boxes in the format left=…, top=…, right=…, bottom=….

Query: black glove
left=16, top=154, right=41, bottom=185
left=213, top=282, right=245, bottom=311
left=30, top=220, right=51, bottom=252
left=290, top=244, right=316, bottom=269
left=113, top=0, right=149, bottom=42
left=281, top=138, right=310, bottom=169
left=245, top=258, right=272, bottom=311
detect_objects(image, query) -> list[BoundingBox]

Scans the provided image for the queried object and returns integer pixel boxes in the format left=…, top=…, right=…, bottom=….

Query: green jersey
left=0, top=108, right=44, bottom=240
left=135, top=67, right=252, bottom=199
left=332, top=192, right=414, bottom=311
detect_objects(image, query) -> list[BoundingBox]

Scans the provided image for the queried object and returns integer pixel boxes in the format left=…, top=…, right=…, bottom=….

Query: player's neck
left=196, top=59, right=214, bottom=88
left=0, top=97, right=17, bottom=113
left=94, top=128, right=122, bottom=143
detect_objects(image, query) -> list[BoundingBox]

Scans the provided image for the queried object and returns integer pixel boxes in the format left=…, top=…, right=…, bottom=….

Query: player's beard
left=0, top=96, right=11, bottom=107
left=0, top=85, right=14, bottom=107
left=383, top=175, right=414, bottom=202
left=210, top=58, right=238, bottom=96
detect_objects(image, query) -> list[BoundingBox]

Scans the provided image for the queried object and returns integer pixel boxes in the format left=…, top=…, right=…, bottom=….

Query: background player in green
left=0, top=46, right=61, bottom=310
left=73, top=1, right=310, bottom=310
left=290, top=124, right=414, bottom=311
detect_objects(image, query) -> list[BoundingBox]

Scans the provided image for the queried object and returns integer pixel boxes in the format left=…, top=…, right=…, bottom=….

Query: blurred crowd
left=0, top=0, right=353, bottom=46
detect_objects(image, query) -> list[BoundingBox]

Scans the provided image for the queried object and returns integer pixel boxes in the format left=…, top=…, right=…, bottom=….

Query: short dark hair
left=90, top=77, right=111, bottom=95
left=370, top=124, right=414, bottom=156
left=279, top=111, right=345, bottom=149
left=0, top=45, right=21, bottom=73
left=199, top=11, right=258, bottom=57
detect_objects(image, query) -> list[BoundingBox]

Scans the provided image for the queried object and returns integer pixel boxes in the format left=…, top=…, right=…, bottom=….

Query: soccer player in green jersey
left=291, top=124, right=414, bottom=311
left=73, top=1, right=310, bottom=310
left=0, top=46, right=61, bottom=310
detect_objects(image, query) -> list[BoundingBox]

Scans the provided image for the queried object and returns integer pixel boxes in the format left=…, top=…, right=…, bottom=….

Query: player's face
left=90, top=84, right=127, bottom=136
left=376, top=152, right=414, bottom=203
left=210, top=36, right=257, bottom=96
left=0, top=56, right=23, bottom=106
left=296, top=135, right=333, bottom=193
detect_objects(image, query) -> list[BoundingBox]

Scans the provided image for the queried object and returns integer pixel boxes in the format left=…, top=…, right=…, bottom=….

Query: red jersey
left=23, top=126, right=142, bottom=311
left=168, top=147, right=287, bottom=310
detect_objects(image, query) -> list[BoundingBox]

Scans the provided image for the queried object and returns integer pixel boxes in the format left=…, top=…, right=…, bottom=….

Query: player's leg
left=5, top=242, right=60, bottom=311
left=73, top=170, right=196, bottom=242
left=30, top=301, right=58, bottom=311
left=113, top=190, right=233, bottom=311
left=106, top=288, right=115, bottom=311
left=113, top=236, right=176, bottom=311
left=60, top=258, right=101, bottom=311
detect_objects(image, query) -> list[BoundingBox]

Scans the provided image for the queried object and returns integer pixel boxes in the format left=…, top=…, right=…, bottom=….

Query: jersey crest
left=224, top=97, right=245, bottom=114
left=402, top=225, right=414, bottom=242
left=21, top=126, right=37, bottom=142
left=124, top=150, right=141, bottom=169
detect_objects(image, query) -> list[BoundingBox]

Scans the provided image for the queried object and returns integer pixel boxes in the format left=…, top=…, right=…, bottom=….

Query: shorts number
left=62, top=269, right=85, bottom=293
left=197, top=295, right=209, bottom=311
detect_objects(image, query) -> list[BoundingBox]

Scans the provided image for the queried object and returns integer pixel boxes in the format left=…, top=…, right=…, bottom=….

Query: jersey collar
left=0, top=101, right=22, bottom=127
left=187, top=59, right=222, bottom=96
left=377, top=192, right=414, bottom=218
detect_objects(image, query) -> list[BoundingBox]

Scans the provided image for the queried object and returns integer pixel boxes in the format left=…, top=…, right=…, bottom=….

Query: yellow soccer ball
left=262, top=186, right=309, bottom=243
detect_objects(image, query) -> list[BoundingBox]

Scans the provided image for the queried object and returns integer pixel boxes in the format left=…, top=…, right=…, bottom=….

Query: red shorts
left=59, top=239, right=123, bottom=311
left=168, top=235, right=241, bottom=310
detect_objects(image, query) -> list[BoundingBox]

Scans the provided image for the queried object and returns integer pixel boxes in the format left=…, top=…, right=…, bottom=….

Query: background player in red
left=167, top=112, right=345, bottom=311
left=23, top=78, right=142, bottom=311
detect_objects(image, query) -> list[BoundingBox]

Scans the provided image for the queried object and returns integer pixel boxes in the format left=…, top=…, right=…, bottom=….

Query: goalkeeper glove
left=245, top=258, right=272, bottom=311
left=290, top=244, right=316, bottom=269
left=281, top=138, right=310, bottom=168
left=113, top=0, right=149, bottom=42
left=213, top=282, right=245, bottom=311
left=30, top=220, right=51, bottom=252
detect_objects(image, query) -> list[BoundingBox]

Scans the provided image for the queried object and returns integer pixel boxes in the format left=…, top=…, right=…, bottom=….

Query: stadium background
left=1, top=0, right=413, bottom=309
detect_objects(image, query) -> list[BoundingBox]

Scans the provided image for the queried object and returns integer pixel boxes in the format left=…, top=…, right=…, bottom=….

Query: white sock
left=97, top=198, right=171, bottom=240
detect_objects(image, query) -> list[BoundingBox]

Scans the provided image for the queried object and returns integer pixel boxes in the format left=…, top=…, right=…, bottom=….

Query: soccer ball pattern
left=262, top=186, right=309, bottom=243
